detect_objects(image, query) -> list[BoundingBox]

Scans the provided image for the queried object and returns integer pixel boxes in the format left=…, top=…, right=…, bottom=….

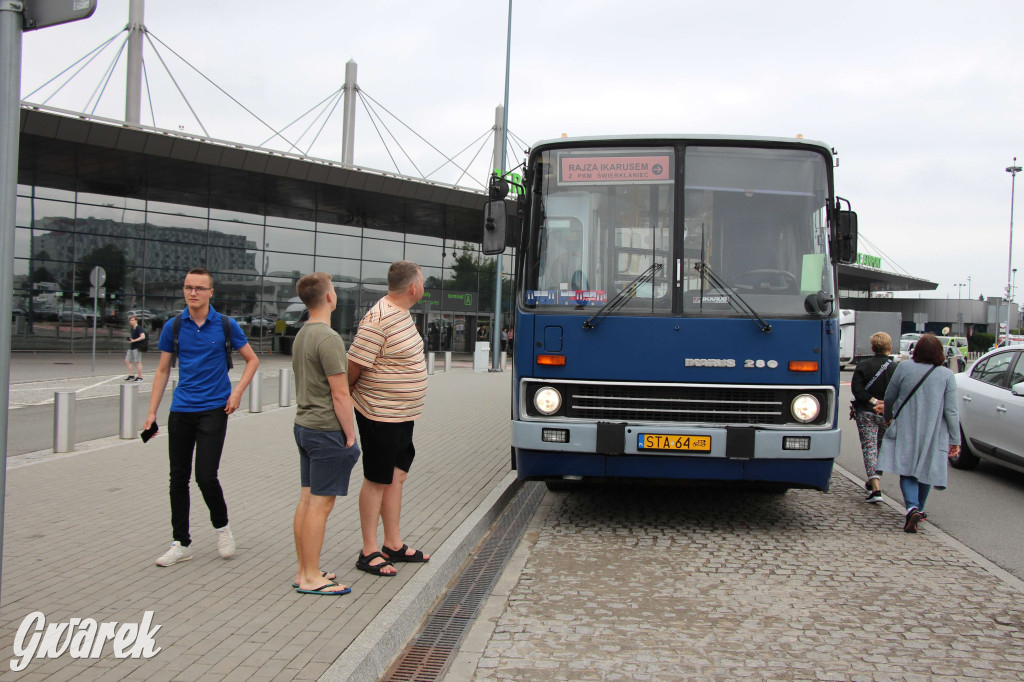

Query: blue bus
left=483, top=135, right=858, bottom=491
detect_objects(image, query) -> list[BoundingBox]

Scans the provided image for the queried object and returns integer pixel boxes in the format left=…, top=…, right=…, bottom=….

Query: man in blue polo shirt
left=144, top=268, right=260, bottom=567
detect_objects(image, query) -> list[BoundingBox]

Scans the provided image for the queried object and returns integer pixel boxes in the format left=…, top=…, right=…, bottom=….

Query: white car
left=952, top=347, right=1024, bottom=475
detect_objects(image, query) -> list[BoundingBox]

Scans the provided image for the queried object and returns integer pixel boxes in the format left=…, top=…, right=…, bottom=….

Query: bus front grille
left=565, top=383, right=819, bottom=426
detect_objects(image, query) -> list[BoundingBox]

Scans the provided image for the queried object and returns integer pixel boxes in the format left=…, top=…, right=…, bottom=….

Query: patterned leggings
left=855, top=410, right=887, bottom=481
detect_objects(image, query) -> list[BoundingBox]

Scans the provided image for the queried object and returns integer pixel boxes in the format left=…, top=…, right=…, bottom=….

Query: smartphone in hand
left=141, top=422, right=159, bottom=443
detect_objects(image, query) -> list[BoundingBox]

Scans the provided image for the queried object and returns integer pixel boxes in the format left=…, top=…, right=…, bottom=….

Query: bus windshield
left=523, top=144, right=834, bottom=318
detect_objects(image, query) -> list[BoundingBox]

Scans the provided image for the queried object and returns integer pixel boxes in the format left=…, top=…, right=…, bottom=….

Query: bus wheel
left=545, top=479, right=581, bottom=492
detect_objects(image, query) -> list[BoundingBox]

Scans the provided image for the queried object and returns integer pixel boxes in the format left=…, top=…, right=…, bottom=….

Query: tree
left=443, top=242, right=512, bottom=313
left=72, top=244, right=129, bottom=299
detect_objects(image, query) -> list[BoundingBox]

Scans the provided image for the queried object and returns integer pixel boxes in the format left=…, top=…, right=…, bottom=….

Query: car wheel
left=949, top=427, right=980, bottom=470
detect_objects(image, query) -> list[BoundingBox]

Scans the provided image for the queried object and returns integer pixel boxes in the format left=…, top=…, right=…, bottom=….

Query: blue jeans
left=899, top=475, right=931, bottom=512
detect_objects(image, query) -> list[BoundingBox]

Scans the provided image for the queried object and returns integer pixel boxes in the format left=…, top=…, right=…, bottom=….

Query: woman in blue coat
left=877, top=333, right=960, bottom=533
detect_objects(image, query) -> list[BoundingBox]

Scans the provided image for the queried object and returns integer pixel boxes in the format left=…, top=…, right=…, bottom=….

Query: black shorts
left=355, top=411, right=415, bottom=484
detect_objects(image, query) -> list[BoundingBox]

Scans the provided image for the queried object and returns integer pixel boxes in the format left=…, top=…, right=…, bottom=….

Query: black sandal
left=381, top=543, right=429, bottom=563
left=356, top=551, right=395, bottom=576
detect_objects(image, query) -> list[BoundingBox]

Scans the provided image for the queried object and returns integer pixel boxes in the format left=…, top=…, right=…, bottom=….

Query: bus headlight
left=791, top=394, right=820, bottom=423
left=534, top=386, right=562, bottom=416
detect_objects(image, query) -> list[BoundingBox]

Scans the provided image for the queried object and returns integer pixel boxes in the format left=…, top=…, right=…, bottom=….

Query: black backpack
left=170, top=313, right=234, bottom=370
left=138, top=333, right=149, bottom=352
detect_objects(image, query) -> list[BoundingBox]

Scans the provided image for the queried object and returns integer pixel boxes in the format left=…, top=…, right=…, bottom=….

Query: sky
left=16, top=0, right=1024, bottom=303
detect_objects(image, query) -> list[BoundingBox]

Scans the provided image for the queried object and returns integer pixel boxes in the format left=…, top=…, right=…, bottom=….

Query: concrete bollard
left=279, top=368, right=293, bottom=407
left=444, top=351, right=451, bottom=372
left=120, top=383, right=140, bottom=439
left=53, top=390, right=76, bottom=453
left=427, top=352, right=435, bottom=375
left=249, top=370, right=262, bottom=413
left=500, top=351, right=507, bottom=370
left=171, top=378, right=178, bottom=392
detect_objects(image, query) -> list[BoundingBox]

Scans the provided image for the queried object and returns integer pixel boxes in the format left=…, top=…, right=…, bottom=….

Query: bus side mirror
left=834, top=210, right=858, bottom=264
left=482, top=200, right=507, bottom=255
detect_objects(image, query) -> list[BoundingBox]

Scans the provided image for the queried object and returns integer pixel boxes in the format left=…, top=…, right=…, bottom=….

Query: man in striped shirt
left=348, top=260, right=431, bottom=576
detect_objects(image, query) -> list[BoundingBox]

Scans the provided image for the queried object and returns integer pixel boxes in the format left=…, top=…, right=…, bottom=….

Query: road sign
left=89, top=265, right=105, bottom=288
left=21, top=0, right=97, bottom=32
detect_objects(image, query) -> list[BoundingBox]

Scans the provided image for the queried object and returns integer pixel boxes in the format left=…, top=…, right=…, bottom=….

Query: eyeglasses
left=183, top=286, right=211, bottom=293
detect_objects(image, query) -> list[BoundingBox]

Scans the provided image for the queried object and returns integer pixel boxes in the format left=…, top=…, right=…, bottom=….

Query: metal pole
left=248, top=369, right=262, bottom=413
left=125, top=0, right=144, bottom=124
left=0, top=0, right=23, bottom=606
left=1006, top=159, right=1021, bottom=343
left=444, top=350, right=451, bottom=373
left=91, top=286, right=98, bottom=372
left=279, top=367, right=292, bottom=407
left=492, top=0, right=512, bottom=371
left=341, top=60, right=357, bottom=165
left=53, top=391, right=76, bottom=453
left=119, top=382, right=139, bottom=439
left=426, top=352, right=435, bottom=375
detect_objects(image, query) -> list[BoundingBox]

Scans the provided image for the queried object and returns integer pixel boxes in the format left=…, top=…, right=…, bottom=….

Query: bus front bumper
left=511, top=420, right=840, bottom=490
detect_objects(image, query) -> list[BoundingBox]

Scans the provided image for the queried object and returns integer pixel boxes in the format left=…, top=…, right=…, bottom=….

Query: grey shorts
left=125, top=348, right=141, bottom=363
left=294, top=423, right=361, bottom=496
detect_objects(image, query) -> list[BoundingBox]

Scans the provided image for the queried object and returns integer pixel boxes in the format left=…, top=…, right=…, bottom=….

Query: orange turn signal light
left=537, top=354, right=566, bottom=366
left=788, top=360, right=819, bottom=372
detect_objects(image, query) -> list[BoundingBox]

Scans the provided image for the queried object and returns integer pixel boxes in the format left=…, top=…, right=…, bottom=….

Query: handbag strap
left=891, top=365, right=938, bottom=421
left=864, top=359, right=893, bottom=392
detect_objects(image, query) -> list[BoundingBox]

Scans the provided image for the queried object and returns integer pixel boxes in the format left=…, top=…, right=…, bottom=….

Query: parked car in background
left=945, top=345, right=967, bottom=373
left=989, top=335, right=1024, bottom=351
left=124, top=309, right=156, bottom=323
left=248, top=316, right=276, bottom=333
left=952, top=346, right=1024, bottom=475
left=59, top=303, right=96, bottom=324
left=898, top=339, right=915, bottom=361
left=936, top=335, right=969, bottom=355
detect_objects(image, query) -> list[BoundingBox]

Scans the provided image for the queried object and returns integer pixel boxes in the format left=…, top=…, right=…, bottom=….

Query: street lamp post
left=1006, top=159, right=1021, bottom=343
left=955, top=282, right=965, bottom=335
left=1014, top=268, right=1019, bottom=335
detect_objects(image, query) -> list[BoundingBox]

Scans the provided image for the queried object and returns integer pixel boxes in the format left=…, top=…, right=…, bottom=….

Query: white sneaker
left=216, top=525, right=235, bottom=558
left=156, top=541, right=192, bottom=566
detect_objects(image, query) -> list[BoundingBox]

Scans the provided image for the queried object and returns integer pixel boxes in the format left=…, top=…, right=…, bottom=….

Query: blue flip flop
left=296, top=583, right=351, bottom=596
left=291, top=570, right=337, bottom=588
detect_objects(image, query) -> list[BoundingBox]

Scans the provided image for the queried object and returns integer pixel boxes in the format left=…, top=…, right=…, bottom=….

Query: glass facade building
left=13, top=107, right=514, bottom=354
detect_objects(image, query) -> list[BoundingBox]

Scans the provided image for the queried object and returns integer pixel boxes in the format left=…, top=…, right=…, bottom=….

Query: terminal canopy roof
left=18, top=106, right=489, bottom=245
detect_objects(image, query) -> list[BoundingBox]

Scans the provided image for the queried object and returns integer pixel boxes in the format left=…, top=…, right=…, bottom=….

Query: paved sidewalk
left=0, top=366, right=513, bottom=681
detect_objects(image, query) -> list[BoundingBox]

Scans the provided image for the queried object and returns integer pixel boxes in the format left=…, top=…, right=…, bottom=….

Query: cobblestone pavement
left=458, top=475, right=1024, bottom=681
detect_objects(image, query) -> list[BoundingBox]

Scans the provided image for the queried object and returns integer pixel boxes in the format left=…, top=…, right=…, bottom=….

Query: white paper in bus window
left=800, top=254, right=825, bottom=293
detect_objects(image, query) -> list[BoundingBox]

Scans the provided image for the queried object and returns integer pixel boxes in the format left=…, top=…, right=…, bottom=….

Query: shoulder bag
left=888, top=364, right=938, bottom=424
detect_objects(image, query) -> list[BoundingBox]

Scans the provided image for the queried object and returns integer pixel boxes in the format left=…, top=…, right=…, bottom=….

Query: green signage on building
left=856, top=253, right=882, bottom=269
left=422, top=289, right=478, bottom=312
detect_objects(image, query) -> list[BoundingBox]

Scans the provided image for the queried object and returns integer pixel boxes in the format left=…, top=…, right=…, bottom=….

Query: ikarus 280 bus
left=482, top=135, right=858, bottom=491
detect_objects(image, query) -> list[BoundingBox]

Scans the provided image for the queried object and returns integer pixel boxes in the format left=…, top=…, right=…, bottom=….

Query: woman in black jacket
left=851, top=331, right=897, bottom=502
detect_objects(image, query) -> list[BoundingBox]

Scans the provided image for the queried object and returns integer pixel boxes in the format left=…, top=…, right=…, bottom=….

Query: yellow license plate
left=638, top=433, right=711, bottom=452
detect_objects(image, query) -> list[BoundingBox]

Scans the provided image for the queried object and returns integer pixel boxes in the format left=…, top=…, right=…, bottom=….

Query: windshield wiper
left=694, top=261, right=772, bottom=334
left=583, top=263, right=662, bottom=330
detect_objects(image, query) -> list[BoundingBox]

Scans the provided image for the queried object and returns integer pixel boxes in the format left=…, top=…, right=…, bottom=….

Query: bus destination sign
left=560, top=155, right=672, bottom=184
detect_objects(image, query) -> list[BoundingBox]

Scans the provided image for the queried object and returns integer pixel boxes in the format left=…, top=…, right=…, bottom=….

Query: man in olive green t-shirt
left=290, top=272, right=360, bottom=596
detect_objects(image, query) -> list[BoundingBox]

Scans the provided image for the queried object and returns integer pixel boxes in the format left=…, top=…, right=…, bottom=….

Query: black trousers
left=168, top=408, right=229, bottom=546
